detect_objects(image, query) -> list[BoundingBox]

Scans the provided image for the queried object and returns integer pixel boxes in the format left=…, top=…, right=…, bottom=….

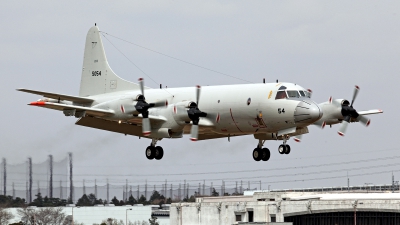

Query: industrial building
left=170, top=191, right=400, bottom=225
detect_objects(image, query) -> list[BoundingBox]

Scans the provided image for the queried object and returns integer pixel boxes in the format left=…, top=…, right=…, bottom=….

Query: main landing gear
left=145, top=139, right=164, bottom=160
left=253, top=140, right=270, bottom=162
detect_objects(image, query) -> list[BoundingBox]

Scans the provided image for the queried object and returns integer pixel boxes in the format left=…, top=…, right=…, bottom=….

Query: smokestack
left=49, top=155, right=53, bottom=198
left=60, top=180, right=62, bottom=199
left=68, top=153, right=73, bottom=203
left=3, top=158, right=6, bottom=196
left=107, top=178, right=109, bottom=203
left=28, top=157, right=32, bottom=202
left=95, top=179, right=97, bottom=198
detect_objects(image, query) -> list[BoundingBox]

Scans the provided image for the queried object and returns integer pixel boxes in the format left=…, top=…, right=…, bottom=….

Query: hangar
left=170, top=191, right=400, bottom=225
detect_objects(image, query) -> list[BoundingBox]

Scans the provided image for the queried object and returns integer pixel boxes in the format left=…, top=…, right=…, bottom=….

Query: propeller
left=134, top=78, right=167, bottom=136
left=336, top=85, right=370, bottom=136
left=188, top=85, right=207, bottom=141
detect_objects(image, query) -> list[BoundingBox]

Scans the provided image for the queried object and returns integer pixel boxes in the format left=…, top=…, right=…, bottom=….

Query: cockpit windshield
left=275, top=90, right=311, bottom=100
left=275, top=91, right=287, bottom=99
left=287, top=91, right=300, bottom=98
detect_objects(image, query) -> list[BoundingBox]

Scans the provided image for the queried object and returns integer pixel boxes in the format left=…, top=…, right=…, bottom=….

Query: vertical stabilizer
left=79, top=26, right=140, bottom=97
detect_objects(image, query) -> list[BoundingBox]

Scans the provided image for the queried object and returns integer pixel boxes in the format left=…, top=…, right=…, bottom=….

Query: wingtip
left=338, top=131, right=345, bottom=137
left=294, top=138, right=301, bottom=143
left=29, top=102, right=46, bottom=106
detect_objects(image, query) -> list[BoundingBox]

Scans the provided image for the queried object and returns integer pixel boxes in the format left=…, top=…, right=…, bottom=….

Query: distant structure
left=69, top=152, right=73, bottom=203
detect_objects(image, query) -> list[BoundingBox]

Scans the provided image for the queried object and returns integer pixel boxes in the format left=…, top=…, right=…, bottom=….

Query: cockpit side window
left=287, top=90, right=300, bottom=98
left=299, top=90, right=306, bottom=97
left=275, top=91, right=287, bottom=99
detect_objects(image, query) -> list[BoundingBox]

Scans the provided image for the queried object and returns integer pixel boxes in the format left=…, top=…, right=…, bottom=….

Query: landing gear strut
left=253, top=140, right=270, bottom=162
left=145, top=139, right=164, bottom=160
left=278, top=135, right=291, bottom=155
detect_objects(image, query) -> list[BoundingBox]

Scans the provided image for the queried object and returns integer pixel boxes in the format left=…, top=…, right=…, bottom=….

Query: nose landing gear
left=278, top=135, right=291, bottom=154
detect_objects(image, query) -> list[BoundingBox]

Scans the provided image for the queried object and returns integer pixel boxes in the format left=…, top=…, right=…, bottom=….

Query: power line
left=100, top=31, right=252, bottom=83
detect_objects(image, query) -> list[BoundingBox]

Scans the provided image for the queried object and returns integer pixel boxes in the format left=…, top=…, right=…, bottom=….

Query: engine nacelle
left=171, top=101, right=194, bottom=123
left=317, top=99, right=347, bottom=125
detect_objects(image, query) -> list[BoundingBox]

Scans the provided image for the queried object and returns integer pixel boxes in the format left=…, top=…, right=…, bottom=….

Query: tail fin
left=79, top=26, right=140, bottom=97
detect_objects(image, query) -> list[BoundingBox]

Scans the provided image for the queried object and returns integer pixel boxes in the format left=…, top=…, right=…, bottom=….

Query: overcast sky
left=1, top=1, right=399, bottom=194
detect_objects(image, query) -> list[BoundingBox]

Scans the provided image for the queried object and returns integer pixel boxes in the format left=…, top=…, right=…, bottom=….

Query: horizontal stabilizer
left=17, top=89, right=94, bottom=104
left=28, top=101, right=113, bottom=117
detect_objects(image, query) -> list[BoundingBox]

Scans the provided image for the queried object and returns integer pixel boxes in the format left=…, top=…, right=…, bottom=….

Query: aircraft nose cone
left=294, top=100, right=323, bottom=124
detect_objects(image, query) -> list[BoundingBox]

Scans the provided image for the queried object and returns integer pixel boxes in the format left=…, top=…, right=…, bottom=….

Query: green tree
left=128, top=195, right=137, bottom=205
left=29, top=193, right=44, bottom=207
left=111, top=197, right=120, bottom=206
left=138, top=195, right=147, bottom=205
left=76, top=194, right=93, bottom=206
left=211, top=188, right=219, bottom=196
left=149, top=191, right=161, bottom=202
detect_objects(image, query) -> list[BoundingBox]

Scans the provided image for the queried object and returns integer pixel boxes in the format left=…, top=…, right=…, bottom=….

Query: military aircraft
left=18, top=25, right=383, bottom=161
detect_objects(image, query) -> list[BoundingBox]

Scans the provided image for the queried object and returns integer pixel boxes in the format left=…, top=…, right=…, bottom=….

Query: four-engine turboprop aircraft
left=18, top=25, right=383, bottom=161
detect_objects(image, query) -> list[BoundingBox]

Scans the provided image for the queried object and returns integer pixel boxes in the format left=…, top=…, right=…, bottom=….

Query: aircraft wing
left=358, top=109, right=383, bottom=115
left=76, top=116, right=144, bottom=136
left=17, top=88, right=94, bottom=104
left=29, top=101, right=113, bottom=117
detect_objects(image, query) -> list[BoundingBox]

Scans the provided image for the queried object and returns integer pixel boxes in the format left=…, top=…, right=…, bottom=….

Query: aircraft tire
left=284, top=145, right=291, bottom=154
left=155, top=146, right=164, bottom=160
left=253, top=148, right=262, bottom=161
left=278, top=145, right=286, bottom=154
left=145, top=146, right=155, bottom=160
left=261, top=148, right=271, bottom=161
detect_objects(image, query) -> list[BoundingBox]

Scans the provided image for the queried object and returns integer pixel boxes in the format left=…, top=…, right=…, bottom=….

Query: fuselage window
left=287, top=90, right=300, bottom=98
left=299, top=90, right=306, bottom=97
left=275, top=91, right=287, bottom=99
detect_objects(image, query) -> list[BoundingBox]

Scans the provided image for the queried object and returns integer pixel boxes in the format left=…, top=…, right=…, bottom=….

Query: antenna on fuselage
left=160, top=84, right=162, bottom=89
left=276, top=79, right=278, bottom=83
left=263, top=78, right=265, bottom=84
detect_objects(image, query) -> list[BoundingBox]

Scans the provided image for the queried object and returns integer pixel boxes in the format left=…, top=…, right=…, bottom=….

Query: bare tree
left=17, top=207, right=66, bottom=225
left=0, top=206, right=14, bottom=225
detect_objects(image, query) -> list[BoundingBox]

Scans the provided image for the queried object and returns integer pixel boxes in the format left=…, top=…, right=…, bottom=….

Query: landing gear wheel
left=253, top=148, right=262, bottom=161
left=284, top=145, right=291, bottom=154
left=145, top=146, right=155, bottom=160
left=154, top=146, right=164, bottom=160
left=278, top=145, right=286, bottom=154
left=261, top=148, right=271, bottom=161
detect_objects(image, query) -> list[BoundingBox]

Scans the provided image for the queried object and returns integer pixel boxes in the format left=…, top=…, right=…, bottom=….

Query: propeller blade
left=196, top=85, right=201, bottom=106
left=338, top=121, right=349, bottom=136
left=350, top=85, right=360, bottom=107
left=190, top=125, right=199, bottom=141
left=142, top=117, right=151, bottom=136
left=138, top=78, right=144, bottom=96
left=357, top=115, right=371, bottom=127
left=294, top=135, right=302, bottom=143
